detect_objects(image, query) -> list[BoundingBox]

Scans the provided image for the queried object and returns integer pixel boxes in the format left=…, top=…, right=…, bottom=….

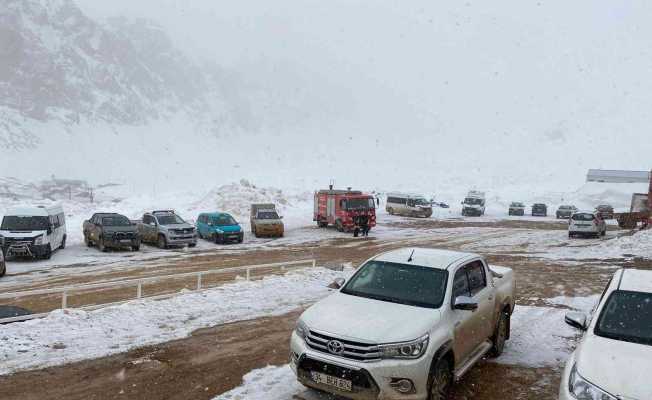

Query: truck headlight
left=568, top=364, right=616, bottom=400
left=34, top=235, right=44, bottom=245
left=295, top=320, right=309, bottom=340
left=379, top=335, right=429, bottom=359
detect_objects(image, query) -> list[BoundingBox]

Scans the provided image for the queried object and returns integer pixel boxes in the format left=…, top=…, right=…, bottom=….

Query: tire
left=568, top=232, right=573, bottom=239
left=388, top=208, right=394, bottom=215
left=490, top=312, right=509, bottom=357
left=427, top=356, right=453, bottom=400
left=157, top=234, right=168, bottom=249
left=0, top=261, right=6, bottom=277
left=42, top=245, right=52, bottom=260
left=84, top=234, right=93, bottom=247
left=98, top=238, right=107, bottom=252
left=132, top=245, right=140, bottom=251
left=335, top=220, right=344, bottom=232
left=188, top=243, right=197, bottom=248
left=601, top=229, right=606, bottom=237
left=214, top=233, right=221, bottom=244
left=60, top=235, right=66, bottom=250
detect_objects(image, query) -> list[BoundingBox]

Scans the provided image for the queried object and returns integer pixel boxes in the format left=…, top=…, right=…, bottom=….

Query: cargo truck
left=314, top=186, right=376, bottom=233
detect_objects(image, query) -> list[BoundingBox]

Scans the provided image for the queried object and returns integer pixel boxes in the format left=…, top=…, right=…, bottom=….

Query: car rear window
left=572, top=213, right=595, bottom=221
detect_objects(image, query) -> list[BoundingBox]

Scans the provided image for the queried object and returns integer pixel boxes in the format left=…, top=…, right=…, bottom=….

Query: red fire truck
left=314, top=187, right=377, bottom=232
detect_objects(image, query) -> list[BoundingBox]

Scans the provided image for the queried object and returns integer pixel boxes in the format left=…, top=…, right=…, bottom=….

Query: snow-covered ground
left=0, top=266, right=351, bottom=376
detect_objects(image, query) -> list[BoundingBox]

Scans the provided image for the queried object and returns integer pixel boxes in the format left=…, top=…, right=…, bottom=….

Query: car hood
left=161, top=223, right=194, bottom=230
left=216, top=224, right=241, bottom=233
left=576, top=335, right=652, bottom=399
left=0, top=230, right=45, bottom=239
left=300, top=292, right=440, bottom=343
left=103, top=226, right=138, bottom=233
left=254, top=219, right=283, bottom=225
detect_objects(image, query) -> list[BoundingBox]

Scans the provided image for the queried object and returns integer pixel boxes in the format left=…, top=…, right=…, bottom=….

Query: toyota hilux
left=290, top=248, right=515, bottom=400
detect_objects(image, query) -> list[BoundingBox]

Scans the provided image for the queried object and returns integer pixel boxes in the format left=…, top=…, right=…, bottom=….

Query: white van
left=386, top=193, right=433, bottom=218
left=0, top=205, right=66, bottom=259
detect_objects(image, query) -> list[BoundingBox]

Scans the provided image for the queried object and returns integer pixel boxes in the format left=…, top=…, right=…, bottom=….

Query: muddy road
left=0, top=217, right=649, bottom=400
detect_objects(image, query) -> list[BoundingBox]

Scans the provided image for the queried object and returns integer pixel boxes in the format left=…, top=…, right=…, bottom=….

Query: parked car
left=595, top=204, right=615, bottom=220
left=568, top=211, right=607, bottom=238
left=386, top=193, right=433, bottom=218
left=196, top=212, right=243, bottom=244
left=556, top=205, right=577, bottom=219
left=290, top=248, right=515, bottom=400
left=560, top=268, right=652, bottom=400
left=83, top=213, right=141, bottom=251
left=508, top=202, right=525, bottom=216
left=138, top=210, right=197, bottom=248
left=461, top=191, right=486, bottom=216
left=531, top=203, right=548, bottom=217
left=0, top=248, right=5, bottom=277
left=0, top=205, right=66, bottom=260
left=250, top=204, right=284, bottom=238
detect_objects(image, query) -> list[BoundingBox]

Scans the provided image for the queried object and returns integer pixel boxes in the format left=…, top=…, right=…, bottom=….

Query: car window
left=595, top=290, right=652, bottom=346
left=466, top=261, right=487, bottom=295
left=452, top=268, right=470, bottom=298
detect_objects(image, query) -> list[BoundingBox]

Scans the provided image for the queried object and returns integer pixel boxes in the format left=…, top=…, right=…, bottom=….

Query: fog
left=5, top=0, right=652, bottom=191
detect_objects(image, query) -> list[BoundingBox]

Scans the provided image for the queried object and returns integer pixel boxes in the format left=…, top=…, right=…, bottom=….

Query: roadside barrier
left=0, top=259, right=316, bottom=324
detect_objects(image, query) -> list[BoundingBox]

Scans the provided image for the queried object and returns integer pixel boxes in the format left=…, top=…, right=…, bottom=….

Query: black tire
left=335, top=220, right=344, bottom=232
left=42, top=245, right=52, bottom=260
left=490, top=312, right=509, bottom=357
left=427, top=356, right=453, bottom=400
left=601, top=229, right=606, bottom=237
left=60, top=235, right=66, bottom=250
left=98, top=238, right=107, bottom=252
left=0, top=261, right=6, bottom=277
left=132, top=245, right=140, bottom=251
left=84, top=234, right=93, bottom=247
left=157, top=234, right=168, bottom=249
left=388, top=208, right=394, bottom=215
left=214, top=233, right=221, bottom=244
left=188, top=243, right=197, bottom=248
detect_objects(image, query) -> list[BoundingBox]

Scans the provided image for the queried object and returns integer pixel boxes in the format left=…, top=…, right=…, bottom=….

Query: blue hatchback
left=196, top=212, right=244, bottom=244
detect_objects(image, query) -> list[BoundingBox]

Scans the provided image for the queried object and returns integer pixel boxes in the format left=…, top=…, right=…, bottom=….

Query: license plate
left=120, top=239, right=132, bottom=243
left=310, top=371, right=352, bottom=392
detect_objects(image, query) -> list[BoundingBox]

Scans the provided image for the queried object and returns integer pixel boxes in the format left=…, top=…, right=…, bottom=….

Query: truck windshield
left=213, top=215, right=237, bottom=226
left=257, top=211, right=279, bottom=219
left=595, top=290, right=652, bottom=346
left=341, top=261, right=448, bottom=309
left=102, top=216, right=132, bottom=226
left=1, top=216, right=50, bottom=231
left=464, top=198, right=483, bottom=205
left=343, top=198, right=374, bottom=210
left=156, top=214, right=185, bottom=225
left=414, top=198, right=429, bottom=206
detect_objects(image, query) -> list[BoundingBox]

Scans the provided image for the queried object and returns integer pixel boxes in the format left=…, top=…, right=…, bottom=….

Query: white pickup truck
left=290, top=248, right=515, bottom=400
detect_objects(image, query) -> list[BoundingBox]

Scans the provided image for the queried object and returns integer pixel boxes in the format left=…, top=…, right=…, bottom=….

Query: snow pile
left=594, top=229, right=652, bottom=258
left=213, top=365, right=306, bottom=400
left=0, top=267, right=350, bottom=375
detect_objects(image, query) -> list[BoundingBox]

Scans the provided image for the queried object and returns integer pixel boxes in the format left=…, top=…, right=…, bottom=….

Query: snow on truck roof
left=5, top=205, right=63, bottom=217
left=373, top=248, right=478, bottom=270
left=617, top=269, right=652, bottom=293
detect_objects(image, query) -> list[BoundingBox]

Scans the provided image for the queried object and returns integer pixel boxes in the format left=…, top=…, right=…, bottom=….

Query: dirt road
left=1, top=217, right=649, bottom=400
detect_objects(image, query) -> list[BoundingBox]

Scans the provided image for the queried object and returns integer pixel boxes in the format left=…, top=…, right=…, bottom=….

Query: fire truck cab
left=314, top=188, right=377, bottom=232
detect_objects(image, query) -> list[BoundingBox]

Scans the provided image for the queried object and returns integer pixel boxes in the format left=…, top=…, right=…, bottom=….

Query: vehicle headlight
left=34, top=235, right=44, bottom=245
left=569, top=364, right=617, bottom=400
left=215, top=229, right=223, bottom=233
left=295, top=320, right=309, bottom=340
left=379, top=335, right=429, bottom=359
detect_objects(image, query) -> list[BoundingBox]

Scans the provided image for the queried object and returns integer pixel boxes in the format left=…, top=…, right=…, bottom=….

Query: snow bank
left=213, top=365, right=307, bottom=400
left=0, top=267, right=349, bottom=376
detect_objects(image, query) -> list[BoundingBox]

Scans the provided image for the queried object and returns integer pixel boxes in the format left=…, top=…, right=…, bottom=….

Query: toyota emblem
left=327, top=340, right=345, bottom=355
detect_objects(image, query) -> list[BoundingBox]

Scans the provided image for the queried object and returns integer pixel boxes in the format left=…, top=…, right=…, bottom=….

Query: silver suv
left=138, top=210, right=197, bottom=248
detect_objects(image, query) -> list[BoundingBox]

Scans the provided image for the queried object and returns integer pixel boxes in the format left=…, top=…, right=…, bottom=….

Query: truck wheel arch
left=430, top=340, right=455, bottom=374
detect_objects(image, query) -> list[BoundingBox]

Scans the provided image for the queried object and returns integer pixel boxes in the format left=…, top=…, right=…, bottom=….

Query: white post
left=62, top=291, right=68, bottom=309
left=312, top=259, right=316, bottom=268
left=197, top=273, right=202, bottom=290
left=246, top=268, right=251, bottom=281
left=137, top=283, right=142, bottom=299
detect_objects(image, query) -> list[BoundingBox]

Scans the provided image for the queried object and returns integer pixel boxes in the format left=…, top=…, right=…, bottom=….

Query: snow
left=0, top=266, right=351, bottom=376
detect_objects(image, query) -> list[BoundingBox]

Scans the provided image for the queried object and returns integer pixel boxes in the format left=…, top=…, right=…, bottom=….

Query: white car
left=560, top=268, right=652, bottom=400
left=568, top=211, right=607, bottom=238
left=290, top=248, right=515, bottom=400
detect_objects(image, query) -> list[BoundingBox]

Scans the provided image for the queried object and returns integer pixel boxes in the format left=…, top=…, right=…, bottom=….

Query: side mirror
left=453, top=296, right=478, bottom=311
left=328, top=277, right=346, bottom=289
left=565, top=312, right=588, bottom=331
left=47, top=226, right=53, bottom=235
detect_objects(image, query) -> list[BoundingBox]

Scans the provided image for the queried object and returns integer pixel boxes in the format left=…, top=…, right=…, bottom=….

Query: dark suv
left=532, top=203, right=548, bottom=217
left=595, top=204, right=615, bottom=220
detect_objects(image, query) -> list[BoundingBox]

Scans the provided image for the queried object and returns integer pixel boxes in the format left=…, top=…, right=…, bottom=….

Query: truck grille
left=172, top=228, right=194, bottom=234
left=4, top=237, right=34, bottom=245
left=113, top=232, right=135, bottom=240
left=306, top=331, right=381, bottom=362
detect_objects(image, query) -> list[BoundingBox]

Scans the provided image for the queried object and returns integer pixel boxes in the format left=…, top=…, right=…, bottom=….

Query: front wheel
left=84, top=234, right=93, bottom=247
left=132, top=245, right=140, bottom=251
left=427, top=357, right=452, bottom=400
left=0, top=261, right=6, bottom=277
left=335, top=220, right=344, bottom=232
left=42, top=245, right=52, bottom=260
left=490, top=312, right=509, bottom=357
left=158, top=235, right=168, bottom=249
left=98, top=238, right=107, bottom=252
left=60, top=235, right=66, bottom=250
